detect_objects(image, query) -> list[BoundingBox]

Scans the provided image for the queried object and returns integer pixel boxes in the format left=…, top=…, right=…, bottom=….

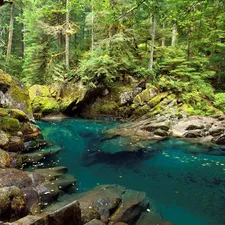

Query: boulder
left=120, top=87, right=142, bottom=105
left=0, top=71, right=33, bottom=120
left=212, top=134, right=225, bottom=145
left=28, top=82, right=88, bottom=117
left=0, top=167, right=77, bottom=218
left=0, top=186, right=26, bottom=221
left=109, top=189, right=149, bottom=224
left=10, top=200, right=81, bottom=225
left=0, top=149, right=22, bottom=168
left=75, top=185, right=149, bottom=224
left=103, top=115, right=225, bottom=155
left=133, top=86, right=158, bottom=106
left=84, top=219, right=106, bottom=225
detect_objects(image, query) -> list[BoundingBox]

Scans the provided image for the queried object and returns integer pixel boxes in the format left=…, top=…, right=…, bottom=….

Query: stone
left=22, top=145, right=62, bottom=163
left=11, top=200, right=81, bottom=225
left=183, top=130, right=203, bottom=138
left=133, top=86, right=158, bottom=106
left=84, top=219, right=106, bottom=225
left=0, top=130, right=9, bottom=147
left=154, top=129, right=169, bottom=137
left=120, top=88, right=142, bottom=105
left=0, top=71, right=33, bottom=120
left=0, top=149, right=22, bottom=168
left=209, top=126, right=224, bottom=136
left=113, top=223, right=128, bottom=225
left=109, top=189, right=149, bottom=224
left=0, top=186, right=26, bottom=221
left=75, top=185, right=126, bottom=223
left=144, top=122, right=170, bottom=132
left=136, top=211, right=162, bottom=225
left=212, top=134, right=225, bottom=145
left=0, top=167, right=76, bottom=208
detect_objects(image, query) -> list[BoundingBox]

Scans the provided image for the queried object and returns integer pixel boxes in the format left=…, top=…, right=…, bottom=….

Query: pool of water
left=36, top=118, right=225, bottom=225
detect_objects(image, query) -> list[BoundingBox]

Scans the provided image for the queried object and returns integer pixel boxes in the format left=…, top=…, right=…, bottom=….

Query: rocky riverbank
left=103, top=115, right=225, bottom=155
left=0, top=72, right=77, bottom=222
left=0, top=71, right=176, bottom=224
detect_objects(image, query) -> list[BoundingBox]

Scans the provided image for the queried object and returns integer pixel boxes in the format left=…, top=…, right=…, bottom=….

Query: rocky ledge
left=0, top=71, right=77, bottom=223
left=103, top=115, right=225, bottom=155
left=6, top=184, right=173, bottom=225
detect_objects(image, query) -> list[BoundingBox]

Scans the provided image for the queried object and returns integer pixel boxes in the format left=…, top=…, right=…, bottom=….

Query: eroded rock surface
left=104, top=115, right=225, bottom=154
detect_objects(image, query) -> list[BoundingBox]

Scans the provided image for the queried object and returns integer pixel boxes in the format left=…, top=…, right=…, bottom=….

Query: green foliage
left=214, top=93, right=225, bottom=112
left=76, top=50, right=118, bottom=87
left=77, top=32, right=145, bottom=87
left=156, top=46, right=215, bottom=105
left=0, top=56, right=23, bottom=78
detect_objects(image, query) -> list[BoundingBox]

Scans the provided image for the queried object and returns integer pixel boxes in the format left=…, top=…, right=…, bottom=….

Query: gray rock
left=183, top=130, right=204, bottom=138
left=212, top=134, right=225, bottom=145
left=22, top=145, right=61, bottom=163
left=10, top=200, right=81, bottom=225
left=120, top=88, right=142, bottom=105
left=109, top=189, right=149, bottom=224
left=85, top=219, right=106, bottom=225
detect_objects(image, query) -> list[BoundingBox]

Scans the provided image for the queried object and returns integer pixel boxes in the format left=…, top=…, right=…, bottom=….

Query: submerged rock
left=103, top=115, right=225, bottom=155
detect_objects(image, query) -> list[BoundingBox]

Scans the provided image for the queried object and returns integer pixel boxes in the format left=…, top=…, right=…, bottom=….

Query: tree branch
left=116, top=0, right=147, bottom=20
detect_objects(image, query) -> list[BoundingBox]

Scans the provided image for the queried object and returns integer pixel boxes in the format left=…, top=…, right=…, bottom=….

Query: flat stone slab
left=22, top=145, right=61, bottom=163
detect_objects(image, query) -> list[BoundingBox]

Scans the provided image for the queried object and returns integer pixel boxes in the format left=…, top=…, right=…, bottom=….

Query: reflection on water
left=37, top=119, right=225, bottom=225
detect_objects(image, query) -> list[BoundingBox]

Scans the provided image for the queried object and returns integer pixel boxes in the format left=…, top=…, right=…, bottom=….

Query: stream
left=36, top=118, right=225, bottom=225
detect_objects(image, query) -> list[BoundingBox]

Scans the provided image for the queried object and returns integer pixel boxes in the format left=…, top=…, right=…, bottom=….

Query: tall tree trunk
left=6, top=2, right=15, bottom=61
left=149, top=13, right=156, bottom=71
left=162, top=20, right=165, bottom=46
left=171, top=22, right=177, bottom=47
left=91, top=0, right=94, bottom=52
left=65, top=0, right=70, bottom=69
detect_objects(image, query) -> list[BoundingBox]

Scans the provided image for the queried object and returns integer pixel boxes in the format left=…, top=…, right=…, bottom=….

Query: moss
left=0, top=130, right=9, bottom=147
left=10, top=109, right=29, bottom=122
left=147, top=92, right=169, bottom=108
left=32, top=96, right=60, bottom=114
left=99, top=102, right=119, bottom=114
left=9, top=80, right=33, bottom=118
left=133, top=86, right=158, bottom=106
left=0, top=108, right=8, bottom=117
left=145, top=105, right=162, bottom=118
left=134, top=105, right=150, bottom=117
left=0, top=149, right=10, bottom=168
left=0, top=117, right=21, bottom=132
left=29, top=84, right=51, bottom=101
left=0, top=72, right=12, bottom=84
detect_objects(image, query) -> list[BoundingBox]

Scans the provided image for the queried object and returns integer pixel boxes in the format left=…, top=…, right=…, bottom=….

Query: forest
left=1, top=1, right=225, bottom=225
left=0, top=0, right=225, bottom=115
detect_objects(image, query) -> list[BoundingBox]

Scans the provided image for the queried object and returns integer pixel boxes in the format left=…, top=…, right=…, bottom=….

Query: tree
left=65, top=0, right=70, bottom=69
left=6, top=1, right=14, bottom=60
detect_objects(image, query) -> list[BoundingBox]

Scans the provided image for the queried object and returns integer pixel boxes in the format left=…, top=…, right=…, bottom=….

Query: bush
left=214, top=93, right=225, bottom=112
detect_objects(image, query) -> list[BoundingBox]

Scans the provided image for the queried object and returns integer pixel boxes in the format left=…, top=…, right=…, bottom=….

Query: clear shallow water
left=36, top=119, right=225, bottom=225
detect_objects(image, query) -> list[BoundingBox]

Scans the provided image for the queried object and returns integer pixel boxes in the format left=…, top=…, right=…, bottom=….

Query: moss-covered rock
left=133, top=85, right=158, bottom=106
left=0, top=117, right=21, bottom=133
left=0, top=148, right=11, bottom=168
left=29, top=84, right=51, bottom=101
left=32, top=96, right=60, bottom=114
left=0, top=130, right=9, bottom=147
left=0, top=186, right=26, bottom=221
left=0, top=71, right=33, bottom=120
left=0, top=149, right=22, bottom=168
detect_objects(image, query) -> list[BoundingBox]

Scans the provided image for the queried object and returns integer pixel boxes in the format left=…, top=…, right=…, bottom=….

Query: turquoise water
left=36, top=119, right=225, bottom=225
